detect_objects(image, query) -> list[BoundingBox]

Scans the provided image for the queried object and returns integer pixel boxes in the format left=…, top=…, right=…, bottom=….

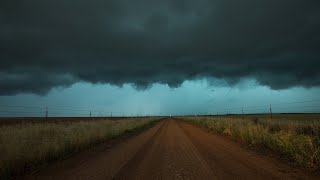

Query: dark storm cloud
left=1, top=0, right=320, bottom=95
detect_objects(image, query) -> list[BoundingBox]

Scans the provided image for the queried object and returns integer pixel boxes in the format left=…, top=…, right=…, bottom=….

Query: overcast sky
left=1, top=1, right=320, bottom=116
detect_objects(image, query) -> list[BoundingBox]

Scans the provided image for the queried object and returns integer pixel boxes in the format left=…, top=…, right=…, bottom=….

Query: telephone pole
left=242, top=107, right=244, bottom=119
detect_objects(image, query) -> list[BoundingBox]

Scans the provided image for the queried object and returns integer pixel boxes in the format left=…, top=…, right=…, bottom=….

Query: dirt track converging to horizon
left=21, top=119, right=315, bottom=180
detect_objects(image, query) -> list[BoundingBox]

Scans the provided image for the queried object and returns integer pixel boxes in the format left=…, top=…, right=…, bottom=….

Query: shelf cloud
left=1, top=0, right=320, bottom=95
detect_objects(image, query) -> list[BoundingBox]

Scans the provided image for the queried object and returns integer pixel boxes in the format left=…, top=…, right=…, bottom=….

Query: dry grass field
left=0, top=117, right=160, bottom=179
left=179, top=114, right=320, bottom=168
left=2, top=114, right=320, bottom=179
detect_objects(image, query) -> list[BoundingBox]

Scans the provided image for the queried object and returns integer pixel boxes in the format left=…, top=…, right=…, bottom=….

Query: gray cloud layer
left=1, top=0, right=320, bottom=95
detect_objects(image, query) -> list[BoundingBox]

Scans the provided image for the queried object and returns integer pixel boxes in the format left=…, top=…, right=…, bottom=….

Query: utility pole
left=242, top=107, right=244, bottom=119
left=270, top=104, right=273, bottom=119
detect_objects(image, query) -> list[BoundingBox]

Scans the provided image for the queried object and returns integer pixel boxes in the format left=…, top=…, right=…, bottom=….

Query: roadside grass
left=0, top=118, right=160, bottom=179
left=179, top=115, right=320, bottom=169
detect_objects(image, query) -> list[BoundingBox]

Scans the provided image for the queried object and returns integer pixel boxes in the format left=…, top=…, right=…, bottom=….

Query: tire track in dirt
left=114, top=119, right=215, bottom=180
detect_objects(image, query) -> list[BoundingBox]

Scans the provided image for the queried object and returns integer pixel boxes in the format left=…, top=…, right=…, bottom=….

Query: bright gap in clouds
left=0, top=79, right=320, bottom=117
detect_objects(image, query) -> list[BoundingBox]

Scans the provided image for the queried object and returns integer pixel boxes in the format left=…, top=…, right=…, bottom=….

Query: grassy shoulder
left=178, top=115, right=320, bottom=169
left=0, top=117, right=161, bottom=179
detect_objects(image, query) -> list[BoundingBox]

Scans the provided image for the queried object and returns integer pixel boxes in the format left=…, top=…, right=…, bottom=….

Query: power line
left=0, top=104, right=114, bottom=113
left=273, top=105, right=320, bottom=110
left=224, top=99, right=320, bottom=110
left=0, top=105, right=44, bottom=109
left=1, top=99, right=320, bottom=117
left=0, top=110, right=43, bottom=114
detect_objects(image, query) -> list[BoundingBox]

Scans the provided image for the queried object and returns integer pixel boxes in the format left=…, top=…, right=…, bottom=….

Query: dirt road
left=21, top=119, right=315, bottom=180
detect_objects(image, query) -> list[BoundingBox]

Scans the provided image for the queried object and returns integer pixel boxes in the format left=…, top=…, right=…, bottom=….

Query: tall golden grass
left=180, top=114, right=320, bottom=168
left=0, top=118, right=160, bottom=179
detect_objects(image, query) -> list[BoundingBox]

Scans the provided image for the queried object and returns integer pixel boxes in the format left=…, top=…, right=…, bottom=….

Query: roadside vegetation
left=180, top=114, right=320, bottom=169
left=0, top=118, right=160, bottom=179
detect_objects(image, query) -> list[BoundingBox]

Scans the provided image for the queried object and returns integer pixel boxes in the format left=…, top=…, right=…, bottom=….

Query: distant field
left=178, top=113, right=320, bottom=121
left=179, top=113, right=320, bottom=168
left=0, top=116, right=161, bottom=126
left=0, top=117, right=161, bottom=179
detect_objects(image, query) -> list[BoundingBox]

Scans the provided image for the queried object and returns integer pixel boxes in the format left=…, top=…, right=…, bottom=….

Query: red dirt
left=19, top=119, right=317, bottom=180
